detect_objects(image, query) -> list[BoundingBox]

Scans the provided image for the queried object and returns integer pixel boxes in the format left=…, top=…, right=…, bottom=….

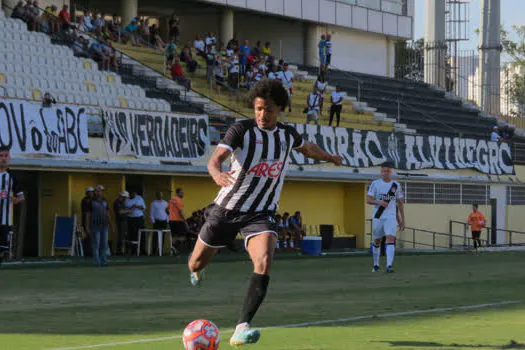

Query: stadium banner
left=103, top=108, right=209, bottom=160
left=0, top=99, right=89, bottom=156
left=288, top=124, right=515, bottom=175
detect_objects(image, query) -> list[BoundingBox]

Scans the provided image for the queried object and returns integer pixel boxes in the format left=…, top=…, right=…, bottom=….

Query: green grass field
left=2, top=252, right=525, bottom=350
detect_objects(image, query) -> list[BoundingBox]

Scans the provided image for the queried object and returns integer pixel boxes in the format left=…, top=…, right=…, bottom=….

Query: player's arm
left=296, top=142, right=343, bottom=165
left=209, top=122, right=244, bottom=187
left=12, top=177, right=24, bottom=204
left=365, top=183, right=387, bottom=207
left=397, top=198, right=405, bottom=230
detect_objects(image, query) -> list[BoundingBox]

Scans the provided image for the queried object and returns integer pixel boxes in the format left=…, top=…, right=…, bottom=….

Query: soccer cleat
left=372, top=265, right=380, bottom=273
left=230, top=327, right=261, bottom=347
left=190, top=271, right=204, bottom=287
left=386, top=266, right=394, bottom=273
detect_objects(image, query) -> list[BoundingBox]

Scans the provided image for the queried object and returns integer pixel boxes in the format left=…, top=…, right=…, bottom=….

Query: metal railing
left=449, top=220, right=525, bottom=247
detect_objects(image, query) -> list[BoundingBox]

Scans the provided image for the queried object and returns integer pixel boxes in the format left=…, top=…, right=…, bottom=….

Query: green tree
left=501, top=25, right=525, bottom=116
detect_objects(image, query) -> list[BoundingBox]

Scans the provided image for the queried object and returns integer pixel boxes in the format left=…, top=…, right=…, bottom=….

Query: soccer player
left=187, top=79, right=343, bottom=346
left=467, top=204, right=486, bottom=252
left=0, top=146, right=24, bottom=263
left=366, top=162, right=405, bottom=273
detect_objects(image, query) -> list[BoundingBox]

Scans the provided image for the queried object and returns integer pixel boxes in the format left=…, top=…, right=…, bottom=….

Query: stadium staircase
left=300, top=65, right=499, bottom=139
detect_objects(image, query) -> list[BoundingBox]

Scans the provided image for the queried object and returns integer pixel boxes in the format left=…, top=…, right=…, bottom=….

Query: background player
left=467, top=204, right=486, bottom=252
left=366, top=162, right=405, bottom=273
left=0, top=145, right=24, bottom=263
left=187, top=79, right=343, bottom=347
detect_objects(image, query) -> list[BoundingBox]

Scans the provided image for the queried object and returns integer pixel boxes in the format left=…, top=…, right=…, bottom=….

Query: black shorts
left=326, top=54, right=332, bottom=65
left=0, top=225, right=12, bottom=250
left=472, top=231, right=481, bottom=239
left=199, top=204, right=278, bottom=249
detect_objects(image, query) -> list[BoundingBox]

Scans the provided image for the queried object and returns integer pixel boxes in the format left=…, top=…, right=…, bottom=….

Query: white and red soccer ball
left=182, top=319, right=220, bottom=350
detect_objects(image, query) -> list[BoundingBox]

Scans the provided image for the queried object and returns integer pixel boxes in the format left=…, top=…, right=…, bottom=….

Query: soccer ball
left=182, top=319, right=220, bottom=350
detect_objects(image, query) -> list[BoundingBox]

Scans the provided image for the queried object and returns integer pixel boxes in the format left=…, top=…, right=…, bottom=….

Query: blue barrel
left=302, top=236, right=322, bottom=255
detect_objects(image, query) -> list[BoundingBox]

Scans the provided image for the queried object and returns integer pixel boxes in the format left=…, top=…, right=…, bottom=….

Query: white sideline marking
left=48, top=300, right=520, bottom=350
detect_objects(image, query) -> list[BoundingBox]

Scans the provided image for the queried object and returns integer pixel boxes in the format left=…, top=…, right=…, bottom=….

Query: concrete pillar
left=304, top=23, right=321, bottom=67
left=221, top=8, right=234, bottom=43
left=424, top=0, right=446, bottom=88
left=479, top=0, right=501, bottom=116
left=386, top=38, right=395, bottom=78
left=3, top=0, right=19, bottom=17
left=490, top=185, right=507, bottom=245
left=120, top=0, right=138, bottom=27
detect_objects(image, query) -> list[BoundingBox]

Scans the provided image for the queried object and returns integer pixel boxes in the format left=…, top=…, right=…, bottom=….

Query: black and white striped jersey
left=0, top=171, right=22, bottom=226
left=214, top=119, right=304, bottom=213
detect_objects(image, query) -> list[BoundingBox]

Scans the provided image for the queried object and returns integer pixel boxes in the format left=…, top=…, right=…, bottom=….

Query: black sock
left=473, top=240, right=478, bottom=249
left=238, top=273, right=270, bottom=325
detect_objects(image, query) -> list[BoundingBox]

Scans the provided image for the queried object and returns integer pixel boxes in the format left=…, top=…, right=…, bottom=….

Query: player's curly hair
left=247, top=79, right=289, bottom=112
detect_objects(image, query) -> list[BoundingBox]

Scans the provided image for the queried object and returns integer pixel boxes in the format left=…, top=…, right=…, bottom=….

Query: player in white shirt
left=305, top=86, right=321, bottom=125
left=281, top=63, right=294, bottom=112
left=205, top=32, right=216, bottom=54
left=366, top=162, right=405, bottom=273
left=329, top=85, right=344, bottom=127
left=314, top=75, right=328, bottom=115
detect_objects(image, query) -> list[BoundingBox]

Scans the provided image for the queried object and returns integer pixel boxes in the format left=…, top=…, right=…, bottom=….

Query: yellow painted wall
left=506, top=206, right=525, bottom=245
left=171, top=176, right=218, bottom=215
left=40, top=172, right=71, bottom=256
left=344, top=183, right=367, bottom=247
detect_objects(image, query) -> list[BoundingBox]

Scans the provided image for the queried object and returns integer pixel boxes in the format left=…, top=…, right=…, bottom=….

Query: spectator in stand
left=314, top=74, right=328, bottom=116
left=11, top=1, right=26, bottom=21
left=227, top=34, right=239, bottom=51
left=305, top=86, right=321, bottom=125
left=217, top=41, right=226, bottom=58
left=89, top=38, right=110, bottom=71
left=42, top=3, right=59, bottom=34
left=258, top=56, right=268, bottom=76
left=239, top=39, right=251, bottom=80
left=329, top=85, right=344, bottom=127
left=81, top=10, right=93, bottom=32
left=24, top=0, right=41, bottom=32
left=41, top=92, right=56, bottom=108
left=122, top=18, right=139, bottom=46
left=227, top=51, right=240, bottom=89
left=150, top=26, right=165, bottom=51
left=138, top=19, right=150, bottom=45
left=93, top=13, right=105, bottom=30
left=73, top=35, right=90, bottom=58
left=102, top=40, right=118, bottom=71
left=281, top=63, right=294, bottom=112
left=194, top=34, right=205, bottom=57
left=205, top=32, right=217, bottom=54
left=214, top=54, right=226, bottom=93
left=289, top=211, right=304, bottom=248
left=125, top=189, right=146, bottom=254
left=225, top=41, right=235, bottom=58
left=252, top=40, right=261, bottom=57
left=262, top=41, right=271, bottom=60
left=325, top=34, right=333, bottom=71
left=491, top=126, right=502, bottom=142
left=205, top=45, right=215, bottom=85
left=58, top=4, right=70, bottom=31
left=168, top=12, right=180, bottom=43
left=171, top=57, right=191, bottom=91
left=85, top=185, right=110, bottom=267
left=113, top=190, right=131, bottom=256
left=318, top=34, right=327, bottom=69
left=180, top=44, right=198, bottom=73
left=164, top=40, right=176, bottom=68
left=245, top=64, right=257, bottom=89
left=268, top=65, right=281, bottom=81
left=81, top=187, right=94, bottom=256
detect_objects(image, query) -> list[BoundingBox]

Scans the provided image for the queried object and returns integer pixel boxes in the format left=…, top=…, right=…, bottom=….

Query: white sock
left=290, top=241, right=294, bottom=248
left=386, top=243, right=395, bottom=267
left=235, top=322, right=249, bottom=332
left=372, top=244, right=380, bottom=266
left=276, top=241, right=280, bottom=249
left=284, top=241, right=288, bottom=248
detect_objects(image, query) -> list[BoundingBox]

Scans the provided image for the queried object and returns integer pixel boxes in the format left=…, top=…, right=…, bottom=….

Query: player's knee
left=252, top=253, right=272, bottom=275
left=386, top=235, right=396, bottom=244
left=373, top=239, right=381, bottom=247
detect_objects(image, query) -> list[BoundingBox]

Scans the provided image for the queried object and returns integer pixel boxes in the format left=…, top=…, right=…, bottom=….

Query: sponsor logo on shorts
left=247, top=161, right=283, bottom=178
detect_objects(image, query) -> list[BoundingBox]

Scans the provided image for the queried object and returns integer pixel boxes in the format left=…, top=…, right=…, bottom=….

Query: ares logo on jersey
left=247, top=161, right=284, bottom=178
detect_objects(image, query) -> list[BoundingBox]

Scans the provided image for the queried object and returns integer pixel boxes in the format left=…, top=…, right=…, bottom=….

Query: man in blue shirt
left=318, top=35, right=326, bottom=70
left=289, top=211, right=304, bottom=249
left=239, top=39, right=251, bottom=81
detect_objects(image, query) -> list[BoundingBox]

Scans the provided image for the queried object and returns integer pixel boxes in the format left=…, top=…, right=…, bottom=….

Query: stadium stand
left=0, top=9, right=171, bottom=113
left=300, top=65, right=498, bottom=139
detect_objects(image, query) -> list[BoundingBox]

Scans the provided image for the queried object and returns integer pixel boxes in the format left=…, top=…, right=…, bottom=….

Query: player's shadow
left=378, top=340, right=525, bottom=349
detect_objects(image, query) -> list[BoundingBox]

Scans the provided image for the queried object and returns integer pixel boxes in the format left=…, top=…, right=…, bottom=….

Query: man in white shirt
left=150, top=192, right=169, bottom=230
left=366, top=162, right=405, bottom=273
left=329, top=85, right=344, bottom=127
left=194, top=34, right=205, bottom=57
left=205, top=32, right=216, bottom=54
left=126, top=190, right=146, bottom=253
left=305, top=87, right=320, bottom=125
left=281, top=63, right=294, bottom=113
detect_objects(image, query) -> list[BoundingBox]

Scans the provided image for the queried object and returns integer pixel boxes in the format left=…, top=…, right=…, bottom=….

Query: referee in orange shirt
left=467, top=204, right=486, bottom=252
